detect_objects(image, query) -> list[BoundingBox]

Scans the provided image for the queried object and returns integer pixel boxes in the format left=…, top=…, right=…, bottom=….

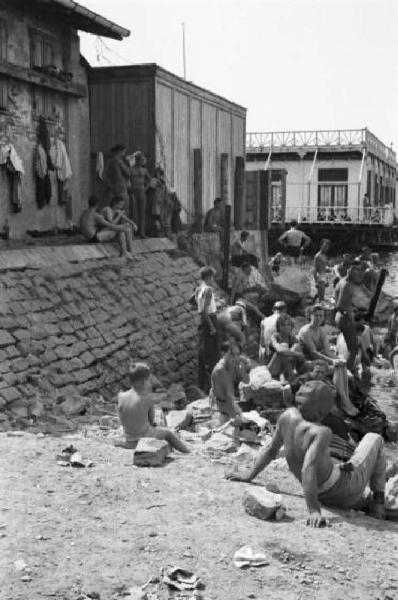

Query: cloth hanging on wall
left=0, top=144, right=24, bottom=213
left=37, top=116, right=55, bottom=171
left=95, top=152, right=104, bottom=180
left=50, top=139, right=72, bottom=205
left=35, top=143, right=51, bottom=209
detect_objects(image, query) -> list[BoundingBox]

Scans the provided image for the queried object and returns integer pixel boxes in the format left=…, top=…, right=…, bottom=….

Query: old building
left=89, top=64, right=246, bottom=228
left=0, top=0, right=129, bottom=239
left=245, top=128, right=398, bottom=249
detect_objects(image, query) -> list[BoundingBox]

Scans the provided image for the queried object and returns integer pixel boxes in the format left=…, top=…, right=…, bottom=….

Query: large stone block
left=133, top=438, right=170, bottom=467
left=242, top=488, right=286, bottom=521
left=0, top=330, right=15, bottom=347
left=0, top=386, right=21, bottom=404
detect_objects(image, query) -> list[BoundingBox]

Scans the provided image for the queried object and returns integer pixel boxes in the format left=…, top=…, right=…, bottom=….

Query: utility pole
left=182, top=22, right=187, bottom=80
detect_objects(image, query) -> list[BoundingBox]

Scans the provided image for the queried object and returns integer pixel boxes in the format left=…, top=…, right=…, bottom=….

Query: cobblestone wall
left=0, top=249, right=198, bottom=419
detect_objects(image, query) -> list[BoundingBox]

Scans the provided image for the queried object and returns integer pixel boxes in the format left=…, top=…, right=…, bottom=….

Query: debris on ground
left=165, top=409, right=193, bottom=431
left=385, top=474, right=398, bottom=519
left=56, top=445, right=94, bottom=468
left=242, top=487, right=286, bottom=521
left=133, top=438, right=170, bottom=467
left=233, top=545, right=269, bottom=569
left=162, top=567, right=204, bottom=591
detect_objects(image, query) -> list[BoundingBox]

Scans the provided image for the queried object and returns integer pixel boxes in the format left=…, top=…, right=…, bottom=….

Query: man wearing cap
left=195, top=266, right=219, bottom=390
left=259, top=301, right=287, bottom=362
left=116, top=362, right=189, bottom=453
left=227, top=380, right=387, bottom=526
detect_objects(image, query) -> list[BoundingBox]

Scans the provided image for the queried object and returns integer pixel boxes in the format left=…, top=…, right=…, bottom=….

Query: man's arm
left=298, top=329, right=334, bottom=364
left=226, top=418, right=284, bottom=481
left=94, top=213, right=125, bottom=232
left=202, top=288, right=216, bottom=335
left=278, top=231, right=288, bottom=246
left=301, top=232, right=311, bottom=248
left=301, top=427, right=331, bottom=526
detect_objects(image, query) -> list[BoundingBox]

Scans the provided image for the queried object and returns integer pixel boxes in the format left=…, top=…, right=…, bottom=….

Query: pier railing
left=272, top=205, right=395, bottom=226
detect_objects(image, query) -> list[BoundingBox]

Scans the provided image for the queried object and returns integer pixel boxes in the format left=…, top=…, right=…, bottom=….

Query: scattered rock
left=385, top=474, right=398, bottom=519
left=57, top=395, right=89, bottom=417
left=204, top=432, right=236, bottom=456
left=189, top=398, right=212, bottom=423
left=166, top=409, right=193, bottom=431
left=133, top=438, right=170, bottom=467
left=242, top=488, right=286, bottom=521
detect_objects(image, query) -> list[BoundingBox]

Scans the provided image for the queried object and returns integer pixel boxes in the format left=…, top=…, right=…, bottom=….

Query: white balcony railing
left=271, top=205, right=395, bottom=226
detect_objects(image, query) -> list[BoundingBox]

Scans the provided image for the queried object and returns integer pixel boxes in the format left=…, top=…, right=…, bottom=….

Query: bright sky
left=80, top=0, right=398, bottom=150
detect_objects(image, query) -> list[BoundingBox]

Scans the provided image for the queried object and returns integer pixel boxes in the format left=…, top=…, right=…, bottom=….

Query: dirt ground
left=1, top=384, right=398, bottom=600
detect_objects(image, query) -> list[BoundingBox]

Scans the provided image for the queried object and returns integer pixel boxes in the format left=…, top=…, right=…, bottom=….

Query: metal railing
left=246, top=128, right=396, bottom=164
left=272, top=205, right=395, bottom=226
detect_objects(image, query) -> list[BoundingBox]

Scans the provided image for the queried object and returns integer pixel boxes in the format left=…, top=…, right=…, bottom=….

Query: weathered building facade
left=0, top=0, right=128, bottom=239
left=89, top=64, right=246, bottom=228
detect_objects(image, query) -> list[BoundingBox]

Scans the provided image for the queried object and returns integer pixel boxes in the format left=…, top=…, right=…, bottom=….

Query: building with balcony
left=245, top=129, right=397, bottom=235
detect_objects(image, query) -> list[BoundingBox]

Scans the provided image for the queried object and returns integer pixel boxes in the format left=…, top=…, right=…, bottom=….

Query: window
left=32, top=85, right=66, bottom=121
left=317, top=168, right=348, bottom=220
left=0, top=76, right=8, bottom=111
left=30, top=29, right=55, bottom=68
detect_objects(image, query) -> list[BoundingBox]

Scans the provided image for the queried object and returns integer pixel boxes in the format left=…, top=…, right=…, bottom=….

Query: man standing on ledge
left=196, top=266, right=219, bottom=391
left=227, top=381, right=386, bottom=526
left=278, top=220, right=311, bottom=263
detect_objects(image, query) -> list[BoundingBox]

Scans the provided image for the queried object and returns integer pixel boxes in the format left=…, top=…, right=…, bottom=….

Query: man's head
left=311, top=360, right=328, bottom=381
left=213, top=197, right=222, bottom=209
left=320, top=238, right=331, bottom=252
left=110, top=196, right=125, bottom=211
left=310, top=304, right=325, bottom=327
left=360, top=246, right=371, bottom=259
left=354, top=309, right=367, bottom=326
left=273, top=300, right=287, bottom=314
left=134, top=151, right=146, bottom=166
left=276, top=314, right=294, bottom=336
left=240, top=230, right=250, bottom=242
left=290, top=219, right=298, bottom=229
left=200, top=266, right=216, bottom=284
left=342, top=253, right=351, bottom=265
left=127, top=362, right=151, bottom=391
left=393, top=299, right=398, bottom=314
left=241, top=261, right=252, bottom=276
left=111, top=143, right=127, bottom=157
left=88, top=195, right=99, bottom=209
left=347, top=265, right=363, bottom=284
left=296, top=380, right=336, bottom=422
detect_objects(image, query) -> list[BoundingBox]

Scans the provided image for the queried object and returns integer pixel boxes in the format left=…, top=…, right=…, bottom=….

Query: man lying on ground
left=115, top=362, right=189, bottom=453
left=79, top=195, right=134, bottom=257
left=227, top=380, right=386, bottom=526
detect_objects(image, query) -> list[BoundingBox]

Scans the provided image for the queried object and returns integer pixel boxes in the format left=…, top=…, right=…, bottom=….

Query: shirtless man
left=334, top=266, right=360, bottom=373
left=227, top=380, right=386, bottom=526
left=210, top=340, right=250, bottom=427
left=102, top=196, right=137, bottom=252
left=130, top=152, right=151, bottom=238
left=116, top=362, right=189, bottom=452
left=79, top=195, right=134, bottom=257
left=314, top=239, right=331, bottom=302
left=278, top=220, right=311, bottom=263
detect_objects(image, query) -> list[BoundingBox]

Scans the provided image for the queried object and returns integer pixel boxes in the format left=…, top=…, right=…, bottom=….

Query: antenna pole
left=182, top=22, right=187, bottom=79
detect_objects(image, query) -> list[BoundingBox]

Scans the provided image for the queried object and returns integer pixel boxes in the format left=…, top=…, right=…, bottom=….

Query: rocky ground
left=1, top=368, right=398, bottom=600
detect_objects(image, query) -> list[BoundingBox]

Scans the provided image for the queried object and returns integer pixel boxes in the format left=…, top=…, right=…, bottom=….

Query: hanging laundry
left=35, top=143, right=51, bottom=209
left=95, top=151, right=104, bottom=180
left=50, top=139, right=72, bottom=205
left=37, top=116, right=55, bottom=170
left=0, top=144, right=24, bottom=213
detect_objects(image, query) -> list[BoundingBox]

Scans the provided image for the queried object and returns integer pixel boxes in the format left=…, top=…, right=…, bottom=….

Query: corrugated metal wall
left=155, top=78, right=245, bottom=223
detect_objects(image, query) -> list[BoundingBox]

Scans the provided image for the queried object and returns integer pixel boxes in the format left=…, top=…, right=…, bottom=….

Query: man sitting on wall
left=204, top=197, right=224, bottom=233
left=227, top=380, right=387, bottom=526
left=79, top=195, right=134, bottom=258
left=115, top=362, right=190, bottom=452
left=231, top=261, right=269, bottom=306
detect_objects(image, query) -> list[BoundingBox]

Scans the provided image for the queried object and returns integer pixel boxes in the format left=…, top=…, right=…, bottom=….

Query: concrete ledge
left=0, top=238, right=176, bottom=270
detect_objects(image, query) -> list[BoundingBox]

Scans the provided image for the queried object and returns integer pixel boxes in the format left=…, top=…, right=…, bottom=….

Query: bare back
left=278, top=408, right=334, bottom=487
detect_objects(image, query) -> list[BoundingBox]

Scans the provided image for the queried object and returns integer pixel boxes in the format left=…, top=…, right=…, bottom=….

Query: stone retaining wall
left=0, top=248, right=199, bottom=422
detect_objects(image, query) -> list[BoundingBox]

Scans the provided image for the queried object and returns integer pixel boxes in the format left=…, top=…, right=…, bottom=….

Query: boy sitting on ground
left=268, top=314, right=305, bottom=383
left=115, top=362, right=189, bottom=453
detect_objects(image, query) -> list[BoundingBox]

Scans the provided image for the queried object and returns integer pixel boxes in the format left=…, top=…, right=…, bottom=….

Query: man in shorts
left=227, top=380, right=386, bottom=526
left=79, top=195, right=134, bottom=257
left=278, top=220, right=311, bottom=263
